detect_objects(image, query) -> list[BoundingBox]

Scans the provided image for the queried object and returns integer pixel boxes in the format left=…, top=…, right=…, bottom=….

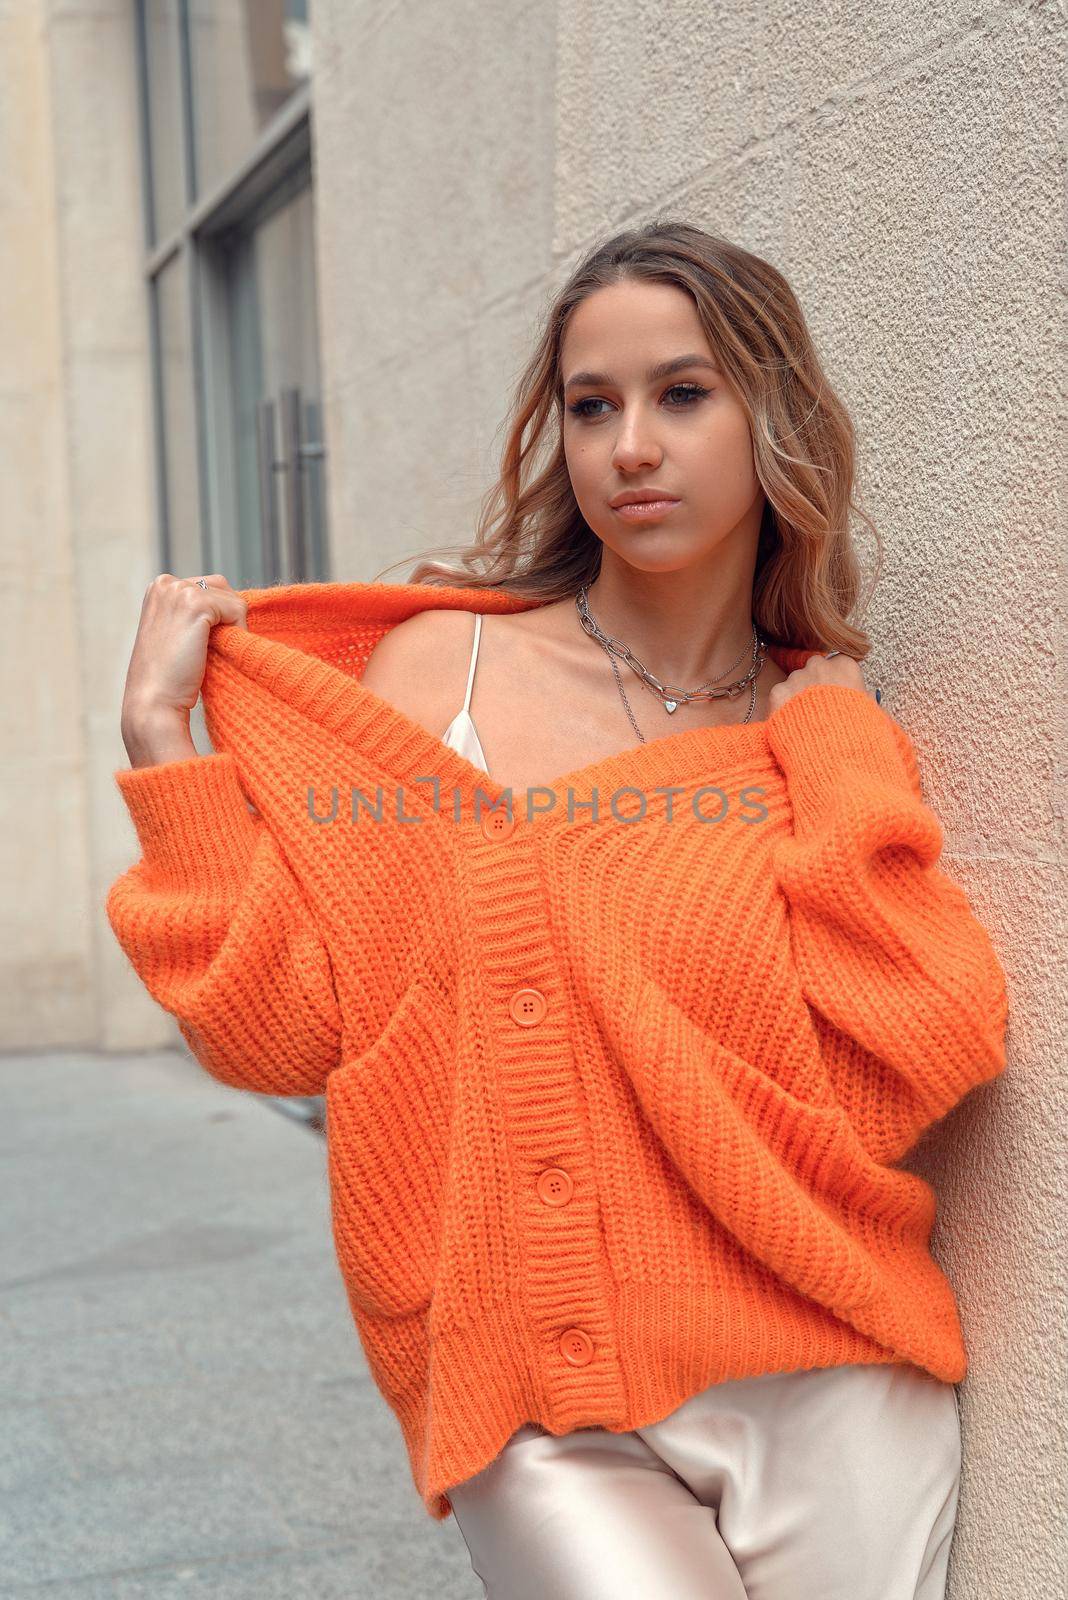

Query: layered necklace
left=574, top=583, right=768, bottom=743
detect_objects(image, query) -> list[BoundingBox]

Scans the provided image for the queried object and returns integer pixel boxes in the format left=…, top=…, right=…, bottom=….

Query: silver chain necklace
left=574, top=584, right=767, bottom=742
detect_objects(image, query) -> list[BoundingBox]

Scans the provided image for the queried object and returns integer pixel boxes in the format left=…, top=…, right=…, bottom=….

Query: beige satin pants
left=448, top=1361, right=962, bottom=1600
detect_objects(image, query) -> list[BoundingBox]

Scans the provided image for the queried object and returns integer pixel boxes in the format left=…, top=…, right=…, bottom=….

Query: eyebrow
left=562, top=354, right=721, bottom=391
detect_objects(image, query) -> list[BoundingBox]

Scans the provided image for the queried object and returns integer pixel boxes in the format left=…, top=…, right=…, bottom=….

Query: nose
left=611, top=415, right=663, bottom=472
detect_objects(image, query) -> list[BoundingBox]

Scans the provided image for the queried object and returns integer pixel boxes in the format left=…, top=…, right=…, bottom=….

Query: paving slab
left=0, top=1050, right=480, bottom=1598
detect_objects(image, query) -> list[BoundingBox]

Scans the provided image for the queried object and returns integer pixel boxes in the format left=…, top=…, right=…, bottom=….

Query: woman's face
left=560, top=278, right=765, bottom=572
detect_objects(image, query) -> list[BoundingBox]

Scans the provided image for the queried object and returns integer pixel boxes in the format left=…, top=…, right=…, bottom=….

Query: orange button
left=480, top=808, right=516, bottom=840
left=509, top=988, right=547, bottom=1026
left=536, top=1167, right=573, bottom=1207
left=559, top=1327, right=594, bottom=1366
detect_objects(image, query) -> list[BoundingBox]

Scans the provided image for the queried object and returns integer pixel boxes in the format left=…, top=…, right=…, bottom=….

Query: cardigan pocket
left=324, top=974, right=454, bottom=1318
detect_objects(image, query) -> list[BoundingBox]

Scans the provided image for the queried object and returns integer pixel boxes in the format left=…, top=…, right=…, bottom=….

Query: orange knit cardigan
left=106, top=580, right=1009, bottom=1521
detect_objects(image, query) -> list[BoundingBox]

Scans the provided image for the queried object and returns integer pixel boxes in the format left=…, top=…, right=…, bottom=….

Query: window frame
left=133, top=0, right=315, bottom=578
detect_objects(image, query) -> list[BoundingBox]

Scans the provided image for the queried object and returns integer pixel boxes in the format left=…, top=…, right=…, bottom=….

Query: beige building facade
left=2, top=1, right=1063, bottom=1590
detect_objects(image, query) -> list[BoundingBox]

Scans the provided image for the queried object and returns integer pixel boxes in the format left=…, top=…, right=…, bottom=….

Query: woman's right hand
left=120, top=574, right=248, bottom=769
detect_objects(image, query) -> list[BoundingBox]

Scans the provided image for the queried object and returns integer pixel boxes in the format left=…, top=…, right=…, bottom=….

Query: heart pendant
left=664, top=700, right=678, bottom=713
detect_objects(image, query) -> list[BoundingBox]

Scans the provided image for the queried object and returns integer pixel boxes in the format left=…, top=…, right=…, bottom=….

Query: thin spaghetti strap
left=461, top=611, right=482, bottom=713
left=440, top=611, right=490, bottom=774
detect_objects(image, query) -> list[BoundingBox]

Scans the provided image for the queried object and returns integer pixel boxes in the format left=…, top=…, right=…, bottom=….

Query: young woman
left=110, top=221, right=1008, bottom=1600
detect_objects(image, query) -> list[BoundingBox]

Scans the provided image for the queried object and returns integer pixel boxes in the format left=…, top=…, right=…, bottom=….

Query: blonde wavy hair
left=373, top=217, right=882, bottom=657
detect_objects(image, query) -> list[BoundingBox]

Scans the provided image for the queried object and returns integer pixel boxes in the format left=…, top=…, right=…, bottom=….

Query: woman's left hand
left=767, top=651, right=879, bottom=717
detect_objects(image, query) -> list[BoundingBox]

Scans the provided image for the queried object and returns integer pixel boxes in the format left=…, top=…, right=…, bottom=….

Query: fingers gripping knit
left=766, top=686, right=1009, bottom=1160
left=106, top=750, right=343, bottom=1096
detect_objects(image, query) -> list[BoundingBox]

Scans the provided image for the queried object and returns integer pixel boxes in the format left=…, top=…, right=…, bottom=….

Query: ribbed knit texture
left=106, top=580, right=1010, bottom=1521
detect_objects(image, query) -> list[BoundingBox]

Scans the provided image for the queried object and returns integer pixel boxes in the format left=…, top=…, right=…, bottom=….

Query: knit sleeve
left=765, top=682, right=1009, bottom=1161
left=106, top=750, right=342, bottom=1097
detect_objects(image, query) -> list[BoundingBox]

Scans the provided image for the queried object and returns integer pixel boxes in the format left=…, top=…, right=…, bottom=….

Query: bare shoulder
left=360, top=607, right=479, bottom=731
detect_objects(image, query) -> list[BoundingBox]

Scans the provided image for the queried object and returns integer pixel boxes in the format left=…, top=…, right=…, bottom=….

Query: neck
left=582, top=558, right=759, bottom=685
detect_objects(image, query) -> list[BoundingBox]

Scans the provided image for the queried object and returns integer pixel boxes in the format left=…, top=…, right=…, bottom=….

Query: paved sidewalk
left=0, top=1049, right=481, bottom=1597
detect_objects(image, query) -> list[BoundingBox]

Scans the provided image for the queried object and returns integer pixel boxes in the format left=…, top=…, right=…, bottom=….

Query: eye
left=567, top=382, right=711, bottom=420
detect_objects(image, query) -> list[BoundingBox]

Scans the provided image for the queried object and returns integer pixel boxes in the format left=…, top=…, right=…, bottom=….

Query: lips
left=611, top=498, right=682, bottom=521
left=615, top=497, right=679, bottom=508
left=609, top=491, right=680, bottom=508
